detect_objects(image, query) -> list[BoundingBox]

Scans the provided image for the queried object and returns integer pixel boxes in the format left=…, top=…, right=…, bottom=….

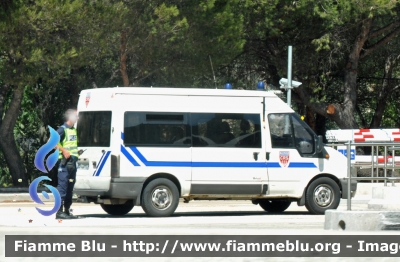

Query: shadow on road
left=78, top=210, right=313, bottom=219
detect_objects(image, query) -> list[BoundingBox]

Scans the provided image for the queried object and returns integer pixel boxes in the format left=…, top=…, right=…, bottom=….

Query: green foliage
left=0, top=0, right=247, bottom=185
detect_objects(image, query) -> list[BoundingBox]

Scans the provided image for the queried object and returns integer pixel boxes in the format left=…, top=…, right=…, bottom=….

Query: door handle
left=266, top=152, right=270, bottom=161
left=253, top=152, right=259, bottom=161
left=92, top=161, right=97, bottom=168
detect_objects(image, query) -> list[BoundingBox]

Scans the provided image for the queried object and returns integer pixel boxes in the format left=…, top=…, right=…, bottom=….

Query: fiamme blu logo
left=29, top=126, right=62, bottom=216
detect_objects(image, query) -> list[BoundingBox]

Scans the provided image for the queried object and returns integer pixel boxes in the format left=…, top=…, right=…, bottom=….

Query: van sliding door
left=190, top=109, right=268, bottom=196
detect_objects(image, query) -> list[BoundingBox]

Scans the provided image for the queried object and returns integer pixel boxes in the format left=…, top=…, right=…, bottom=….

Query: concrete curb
left=368, top=186, right=400, bottom=210
left=0, top=193, right=37, bottom=202
left=0, top=193, right=77, bottom=203
left=355, top=182, right=400, bottom=196
left=325, top=210, right=400, bottom=231
left=0, top=187, right=50, bottom=193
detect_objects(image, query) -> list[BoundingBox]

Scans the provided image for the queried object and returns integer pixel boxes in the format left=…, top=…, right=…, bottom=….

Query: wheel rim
left=151, top=186, right=173, bottom=210
left=313, top=184, right=334, bottom=207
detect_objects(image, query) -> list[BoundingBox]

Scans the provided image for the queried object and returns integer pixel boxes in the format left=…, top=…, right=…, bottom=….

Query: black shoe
left=65, top=210, right=79, bottom=219
left=56, top=211, right=72, bottom=219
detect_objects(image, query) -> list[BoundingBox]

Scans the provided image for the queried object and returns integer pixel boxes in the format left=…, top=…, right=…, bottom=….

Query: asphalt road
left=0, top=199, right=399, bottom=262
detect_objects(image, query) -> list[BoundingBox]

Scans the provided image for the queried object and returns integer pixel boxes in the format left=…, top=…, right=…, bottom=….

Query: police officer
left=55, top=109, right=79, bottom=219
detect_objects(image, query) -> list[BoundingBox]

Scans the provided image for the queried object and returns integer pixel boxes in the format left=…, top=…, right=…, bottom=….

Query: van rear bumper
left=74, top=177, right=145, bottom=199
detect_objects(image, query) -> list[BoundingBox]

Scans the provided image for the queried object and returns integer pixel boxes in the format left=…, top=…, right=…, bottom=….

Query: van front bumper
left=339, top=178, right=357, bottom=199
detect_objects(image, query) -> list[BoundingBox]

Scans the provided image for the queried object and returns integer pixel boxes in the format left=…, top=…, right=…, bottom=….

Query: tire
left=100, top=200, right=134, bottom=216
left=305, top=177, right=340, bottom=215
left=258, top=199, right=292, bottom=212
left=141, top=178, right=179, bottom=217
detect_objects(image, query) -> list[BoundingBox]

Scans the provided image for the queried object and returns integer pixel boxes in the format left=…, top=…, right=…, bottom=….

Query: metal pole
left=376, top=146, right=379, bottom=183
left=371, top=145, right=374, bottom=183
left=347, top=140, right=352, bottom=211
left=283, top=46, right=293, bottom=135
left=392, top=148, right=396, bottom=187
left=384, top=146, right=387, bottom=186
left=209, top=55, right=217, bottom=89
left=287, top=46, right=292, bottom=107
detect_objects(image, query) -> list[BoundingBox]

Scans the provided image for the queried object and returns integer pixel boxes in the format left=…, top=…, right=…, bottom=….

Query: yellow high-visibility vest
left=58, top=126, right=78, bottom=159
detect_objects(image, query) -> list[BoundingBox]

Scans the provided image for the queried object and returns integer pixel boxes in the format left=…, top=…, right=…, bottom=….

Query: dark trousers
left=56, top=159, right=77, bottom=210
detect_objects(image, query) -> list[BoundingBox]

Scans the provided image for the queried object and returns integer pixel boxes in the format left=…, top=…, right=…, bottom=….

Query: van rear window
left=77, top=111, right=112, bottom=147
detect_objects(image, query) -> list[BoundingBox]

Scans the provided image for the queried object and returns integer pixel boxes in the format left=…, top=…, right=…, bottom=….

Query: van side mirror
left=317, top=135, right=324, bottom=153
left=299, top=141, right=313, bottom=154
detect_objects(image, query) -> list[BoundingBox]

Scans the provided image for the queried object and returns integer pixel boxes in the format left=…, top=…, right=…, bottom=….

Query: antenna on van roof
left=209, top=55, right=217, bottom=89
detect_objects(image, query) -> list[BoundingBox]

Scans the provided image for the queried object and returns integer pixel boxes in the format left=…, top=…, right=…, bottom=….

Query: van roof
left=80, top=87, right=281, bottom=98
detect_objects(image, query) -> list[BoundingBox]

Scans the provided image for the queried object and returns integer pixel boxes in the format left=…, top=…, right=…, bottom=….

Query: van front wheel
left=100, top=200, right=134, bottom=216
left=141, top=178, right=179, bottom=217
left=305, top=177, right=340, bottom=215
left=258, top=199, right=291, bottom=212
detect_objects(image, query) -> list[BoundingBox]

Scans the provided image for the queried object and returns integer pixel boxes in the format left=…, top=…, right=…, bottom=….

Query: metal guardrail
left=326, top=141, right=400, bottom=211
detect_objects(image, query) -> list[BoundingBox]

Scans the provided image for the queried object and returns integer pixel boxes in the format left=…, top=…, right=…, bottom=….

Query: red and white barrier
left=326, top=129, right=400, bottom=143
left=326, top=129, right=400, bottom=165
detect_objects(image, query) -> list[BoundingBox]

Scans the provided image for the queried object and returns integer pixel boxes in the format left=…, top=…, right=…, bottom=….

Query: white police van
left=74, top=87, right=356, bottom=217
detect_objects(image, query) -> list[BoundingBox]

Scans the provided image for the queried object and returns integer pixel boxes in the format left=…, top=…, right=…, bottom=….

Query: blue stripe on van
left=121, top=145, right=140, bottom=166
left=266, top=162, right=282, bottom=168
left=94, top=151, right=111, bottom=176
left=127, top=146, right=316, bottom=168
left=192, top=162, right=267, bottom=168
left=92, top=152, right=106, bottom=176
left=288, top=162, right=317, bottom=168
left=121, top=132, right=124, bottom=140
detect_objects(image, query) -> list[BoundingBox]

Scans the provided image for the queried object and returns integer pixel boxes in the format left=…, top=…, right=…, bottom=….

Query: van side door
left=266, top=113, right=320, bottom=197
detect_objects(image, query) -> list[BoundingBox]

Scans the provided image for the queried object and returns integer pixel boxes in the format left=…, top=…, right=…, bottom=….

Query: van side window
left=191, top=113, right=261, bottom=148
left=77, top=111, right=112, bottom=147
left=268, top=113, right=315, bottom=154
left=292, top=115, right=315, bottom=154
left=124, top=112, right=191, bottom=147
left=268, top=114, right=294, bottom=148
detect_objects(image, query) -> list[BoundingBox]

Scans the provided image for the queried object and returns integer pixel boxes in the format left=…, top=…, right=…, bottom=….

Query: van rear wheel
left=258, top=199, right=291, bottom=212
left=100, top=200, right=134, bottom=216
left=141, top=178, right=179, bottom=217
left=305, top=177, right=340, bottom=215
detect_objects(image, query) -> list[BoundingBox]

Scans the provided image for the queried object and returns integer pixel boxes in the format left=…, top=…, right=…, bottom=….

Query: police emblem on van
left=279, top=151, right=290, bottom=167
